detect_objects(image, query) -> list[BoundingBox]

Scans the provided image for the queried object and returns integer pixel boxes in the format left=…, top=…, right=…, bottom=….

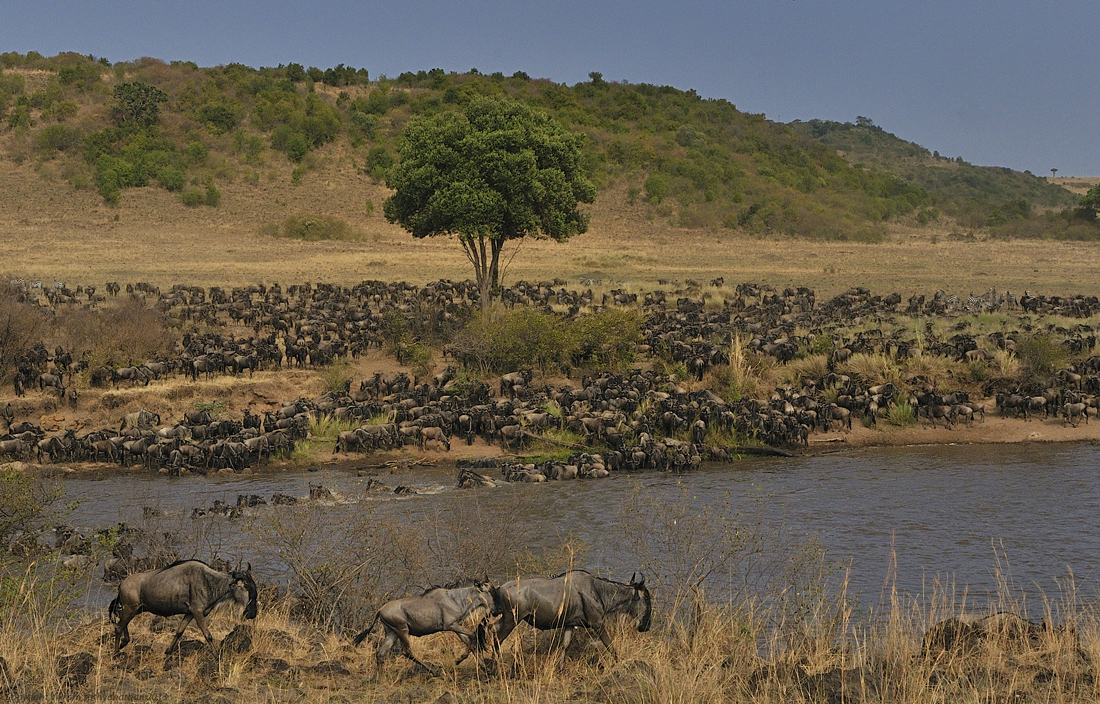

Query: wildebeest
left=1063, top=402, right=1089, bottom=427
left=489, top=570, right=651, bottom=658
left=108, top=560, right=258, bottom=653
left=352, top=581, right=496, bottom=674
left=419, top=426, right=450, bottom=451
left=120, top=408, right=160, bottom=432
left=921, top=611, right=1073, bottom=660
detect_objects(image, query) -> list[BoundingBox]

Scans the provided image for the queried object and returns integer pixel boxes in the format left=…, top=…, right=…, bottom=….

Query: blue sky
left=2, top=1, right=1095, bottom=175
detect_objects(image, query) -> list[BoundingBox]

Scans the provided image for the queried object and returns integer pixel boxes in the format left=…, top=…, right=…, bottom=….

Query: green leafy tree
left=110, top=82, right=168, bottom=127
left=1076, top=184, right=1100, bottom=222
left=383, top=96, right=595, bottom=302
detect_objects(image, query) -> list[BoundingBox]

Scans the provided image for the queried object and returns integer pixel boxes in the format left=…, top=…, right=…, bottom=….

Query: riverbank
left=4, top=401, right=1099, bottom=480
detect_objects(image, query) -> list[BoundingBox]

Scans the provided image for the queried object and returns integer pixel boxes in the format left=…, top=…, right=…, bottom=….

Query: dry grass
left=3, top=157, right=1100, bottom=297
left=4, top=564, right=1099, bottom=703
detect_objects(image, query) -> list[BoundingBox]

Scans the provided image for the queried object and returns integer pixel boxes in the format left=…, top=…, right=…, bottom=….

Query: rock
left=134, top=668, right=156, bottom=681
left=57, top=652, right=96, bottom=688
left=220, top=625, right=253, bottom=654
left=309, top=660, right=351, bottom=676
left=258, top=685, right=306, bottom=703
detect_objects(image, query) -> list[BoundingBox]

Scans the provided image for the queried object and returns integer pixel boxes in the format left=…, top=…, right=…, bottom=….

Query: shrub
left=184, top=140, right=208, bottom=165
left=55, top=298, right=173, bottom=370
left=883, top=397, right=916, bottom=427
left=204, top=182, right=221, bottom=206
left=571, top=309, right=642, bottom=371
left=1015, top=334, right=1066, bottom=381
left=364, top=145, right=393, bottom=179
left=35, top=124, right=83, bottom=155
left=180, top=188, right=204, bottom=207
left=96, top=168, right=121, bottom=205
left=448, top=307, right=572, bottom=374
left=156, top=166, right=185, bottom=191
left=0, top=286, right=47, bottom=382
left=645, top=173, right=671, bottom=203
left=264, top=214, right=361, bottom=241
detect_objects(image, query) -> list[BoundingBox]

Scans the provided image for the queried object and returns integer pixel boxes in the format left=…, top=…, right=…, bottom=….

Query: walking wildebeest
left=352, top=581, right=496, bottom=675
left=108, top=560, right=258, bottom=653
left=489, top=570, right=651, bottom=658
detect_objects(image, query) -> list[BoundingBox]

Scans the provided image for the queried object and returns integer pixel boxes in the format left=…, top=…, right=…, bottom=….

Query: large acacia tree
left=383, top=97, right=596, bottom=301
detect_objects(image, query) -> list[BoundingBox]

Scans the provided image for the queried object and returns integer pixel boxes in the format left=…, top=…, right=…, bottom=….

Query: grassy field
left=4, top=157, right=1100, bottom=298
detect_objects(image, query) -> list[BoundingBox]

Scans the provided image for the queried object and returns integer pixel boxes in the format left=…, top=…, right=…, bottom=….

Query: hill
left=790, top=118, right=1080, bottom=229
left=0, top=51, right=1094, bottom=246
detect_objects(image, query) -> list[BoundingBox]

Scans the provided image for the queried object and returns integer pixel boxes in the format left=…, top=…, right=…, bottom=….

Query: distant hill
left=790, top=119, right=1078, bottom=211
left=0, top=52, right=1092, bottom=241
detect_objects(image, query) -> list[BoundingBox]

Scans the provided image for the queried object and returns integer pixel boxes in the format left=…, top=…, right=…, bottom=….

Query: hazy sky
left=2, top=1, right=1095, bottom=175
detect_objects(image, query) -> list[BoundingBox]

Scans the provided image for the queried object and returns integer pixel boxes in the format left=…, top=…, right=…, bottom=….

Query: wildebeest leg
left=595, top=625, right=618, bottom=658
left=393, top=624, right=440, bottom=675
left=193, top=605, right=218, bottom=646
left=449, top=623, right=482, bottom=665
left=557, top=626, right=576, bottom=654
left=165, top=613, right=195, bottom=653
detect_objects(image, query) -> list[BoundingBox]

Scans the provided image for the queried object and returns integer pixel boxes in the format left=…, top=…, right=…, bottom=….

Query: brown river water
left=60, top=442, right=1100, bottom=609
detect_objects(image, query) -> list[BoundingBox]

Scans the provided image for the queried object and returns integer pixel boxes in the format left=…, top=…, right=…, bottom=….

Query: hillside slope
left=0, top=51, right=1093, bottom=247
left=790, top=118, right=1078, bottom=216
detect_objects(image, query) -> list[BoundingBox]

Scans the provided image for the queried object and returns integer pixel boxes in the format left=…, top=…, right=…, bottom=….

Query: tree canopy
left=110, top=81, right=168, bottom=128
left=383, top=97, right=596, bottom=299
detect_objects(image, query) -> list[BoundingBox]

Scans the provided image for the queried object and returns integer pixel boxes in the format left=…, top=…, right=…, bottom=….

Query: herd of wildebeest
left=3, top=277, right=1100, bottom=480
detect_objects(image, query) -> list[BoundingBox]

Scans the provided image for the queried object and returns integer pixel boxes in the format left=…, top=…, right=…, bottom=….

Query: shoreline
left=9, top=411, right=1098, bottom=481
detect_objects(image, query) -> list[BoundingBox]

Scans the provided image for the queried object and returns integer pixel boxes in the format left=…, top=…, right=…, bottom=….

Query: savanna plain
left=4, top=57, right=1100, bottom=704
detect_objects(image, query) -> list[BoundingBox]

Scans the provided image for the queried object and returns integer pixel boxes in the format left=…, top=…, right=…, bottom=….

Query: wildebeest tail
left=351, top=612, right=381, bottom=646
left=108, top=595, right=122, bottom=623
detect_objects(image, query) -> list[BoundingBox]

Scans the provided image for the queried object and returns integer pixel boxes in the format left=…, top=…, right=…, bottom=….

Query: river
left=59, top=442, right=1100, bottom=609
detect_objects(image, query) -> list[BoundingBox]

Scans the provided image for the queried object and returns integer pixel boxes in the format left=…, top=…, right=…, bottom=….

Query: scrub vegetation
left=1, top=51, right=1095, bottom=242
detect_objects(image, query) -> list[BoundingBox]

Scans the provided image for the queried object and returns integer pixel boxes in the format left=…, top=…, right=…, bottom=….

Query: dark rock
left=309, top=660, right=351, bottom=676
left=258, top=685, right=306, bottom=702
left=134, top=668, right=156, bottom=681
left=220, top=625, right=253, bottom=654
left=57, top=652, right=96, bottom=688
left=271, top=492, right=298, bottom=505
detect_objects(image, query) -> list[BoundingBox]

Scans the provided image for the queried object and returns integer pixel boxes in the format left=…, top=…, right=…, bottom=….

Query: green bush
left=204, top=182, right=221, bottom=206
left=184, top=140, right=208, bottom=165
left=645, top=173, right=671, bottom=203
left=571, top=309, right=642, bottom=370
left=96, top=167, right=121, bottom=205
left=181, top=188, right=204, bottom=207
left=448, top=307, right=642, bottom=375
left=35, top=124, right=83, bottom=155
left=365, top=145, right=393, bottom=179
left=264, top=213, right=361, bottom=241
left=156, top=166, right=185, bottom=191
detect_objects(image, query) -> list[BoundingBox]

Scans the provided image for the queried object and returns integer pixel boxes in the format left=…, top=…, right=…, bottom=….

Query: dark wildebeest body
left=352, top=582, right=495, bottom=674
left=491, top=570, right=651, bottom=657
left=108, top=560, right=257, bottom=653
